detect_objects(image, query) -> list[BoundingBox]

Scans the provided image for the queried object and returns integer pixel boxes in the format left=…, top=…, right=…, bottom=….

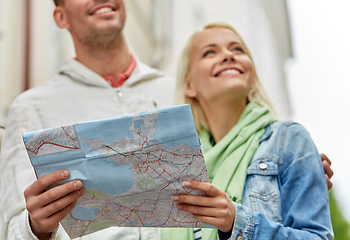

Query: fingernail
left=183, top=181, right=191, bottom=187
left=77, top=188, right=84, bottom=196
left=74, top=180, right=82, bottom=189
left=61, top=170, right=69, bottom=178
left=176, top=203, right=183, bottom=210
left=172, top=196, right=179, bottom=201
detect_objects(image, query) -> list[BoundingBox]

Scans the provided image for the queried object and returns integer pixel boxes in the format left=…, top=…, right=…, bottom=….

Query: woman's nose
left=222, top=49, right=235, bottom=62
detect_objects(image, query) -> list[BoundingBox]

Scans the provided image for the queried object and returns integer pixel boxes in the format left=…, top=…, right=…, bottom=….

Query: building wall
left=30, top=0, right=76, bottom=88
left=0, top=0, right=26, bottom=126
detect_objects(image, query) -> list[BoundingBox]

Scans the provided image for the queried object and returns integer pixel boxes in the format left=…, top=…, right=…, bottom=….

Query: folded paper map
left=23, top=104, right=210, bottom=238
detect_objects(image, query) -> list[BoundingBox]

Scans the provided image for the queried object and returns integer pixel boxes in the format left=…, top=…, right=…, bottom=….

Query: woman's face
left=186, top=28, right=254, bottom=106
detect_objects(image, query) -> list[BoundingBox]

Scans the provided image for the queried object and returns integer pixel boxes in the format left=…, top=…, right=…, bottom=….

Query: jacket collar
left=259, top=123, right=273, bottom=143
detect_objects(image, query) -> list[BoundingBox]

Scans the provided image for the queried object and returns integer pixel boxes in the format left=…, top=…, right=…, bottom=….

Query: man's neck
left=74, top=35, right=131, bottom=79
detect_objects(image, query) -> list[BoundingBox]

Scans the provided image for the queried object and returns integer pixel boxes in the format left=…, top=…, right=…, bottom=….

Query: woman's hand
left=171, top=181, right=236, bottom=233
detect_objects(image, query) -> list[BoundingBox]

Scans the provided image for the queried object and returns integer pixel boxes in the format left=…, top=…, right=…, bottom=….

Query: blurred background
left=0, top=0, right=349, bottom=238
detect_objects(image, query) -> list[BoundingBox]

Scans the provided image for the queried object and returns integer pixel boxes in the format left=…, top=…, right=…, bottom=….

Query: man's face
left=58, top=0, right=127, bottom=47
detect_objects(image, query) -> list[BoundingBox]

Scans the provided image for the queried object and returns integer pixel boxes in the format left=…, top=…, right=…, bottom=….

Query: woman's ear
left=185, top=78, right=197, bottom=98
left=53, top=6, right=70, bottom=29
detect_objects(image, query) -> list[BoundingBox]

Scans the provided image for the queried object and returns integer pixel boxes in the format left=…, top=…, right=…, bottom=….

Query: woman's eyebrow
left=200, top=41, right=242, bottom=51
left=200, top=44, right=217, bottom=51
left=228, top=41, right=241, bottom=47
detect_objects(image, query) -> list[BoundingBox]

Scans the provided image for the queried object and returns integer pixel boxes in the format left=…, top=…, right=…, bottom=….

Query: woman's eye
left=203, top=50, right=215, bottom=57
left=233, top=47, right=244, bottom=53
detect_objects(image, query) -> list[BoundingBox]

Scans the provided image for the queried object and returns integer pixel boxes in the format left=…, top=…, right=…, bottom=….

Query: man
left=0, top=0, right=333, bottom=239
left=0, top=0, right=174, bottom=239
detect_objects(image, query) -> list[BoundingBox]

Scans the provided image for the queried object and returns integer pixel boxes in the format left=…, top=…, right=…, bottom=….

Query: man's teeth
left=95, top=7, right=113, bottom=14
left=220, top=69, right=240, bottom=76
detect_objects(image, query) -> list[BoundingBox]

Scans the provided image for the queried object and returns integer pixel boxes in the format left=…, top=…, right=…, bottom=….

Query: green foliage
left=329, top=190, right=350, bottom=240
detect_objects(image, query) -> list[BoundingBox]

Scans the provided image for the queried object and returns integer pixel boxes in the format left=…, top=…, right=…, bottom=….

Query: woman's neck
left=202, top=99, right=247, bottom=144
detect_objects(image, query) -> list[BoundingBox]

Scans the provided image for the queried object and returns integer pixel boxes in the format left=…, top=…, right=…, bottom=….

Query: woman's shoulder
left=257, top=121, right=317, bottom=162
left=263, top=120, right=320, bottom=165
left=265, top=120, right=311, bottom=140
left=269, top=120, right=306, bottom=130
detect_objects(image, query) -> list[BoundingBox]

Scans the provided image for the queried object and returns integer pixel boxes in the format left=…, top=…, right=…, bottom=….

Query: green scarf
left=161, top=102, right=276, bottom=240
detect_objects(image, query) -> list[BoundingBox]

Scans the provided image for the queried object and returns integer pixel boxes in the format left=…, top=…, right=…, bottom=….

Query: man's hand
left=172, top=181, right=235, bottom=233
left=321, top=153, right=334, bottom=190
left=24, top=170, right=85, bottom=240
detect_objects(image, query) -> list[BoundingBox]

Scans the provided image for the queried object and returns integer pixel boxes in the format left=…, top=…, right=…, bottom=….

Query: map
left=23, top=104, right=210, bottom=238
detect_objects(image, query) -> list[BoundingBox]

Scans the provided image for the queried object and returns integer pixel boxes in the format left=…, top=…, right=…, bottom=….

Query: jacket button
left=237, top=230, right=244, bottom=240
left=259, top=161, right=267, bottom=170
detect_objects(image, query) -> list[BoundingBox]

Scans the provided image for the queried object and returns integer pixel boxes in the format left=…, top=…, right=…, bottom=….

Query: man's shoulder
left=128, top=59, right=175, bottom=85
left=13, top=73, right=70, bottom=104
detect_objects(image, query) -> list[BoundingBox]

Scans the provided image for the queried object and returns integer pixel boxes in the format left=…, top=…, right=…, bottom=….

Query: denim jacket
left=219, top=121, right=334, bottom=240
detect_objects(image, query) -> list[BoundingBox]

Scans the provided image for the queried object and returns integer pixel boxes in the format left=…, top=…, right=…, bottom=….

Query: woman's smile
left=214, top=67, right=243, bottom=77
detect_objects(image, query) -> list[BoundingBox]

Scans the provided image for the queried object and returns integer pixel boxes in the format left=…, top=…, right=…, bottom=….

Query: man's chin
left=79, top=28, right=123, bottom=49
left=93, top=20, right=124, bottom=33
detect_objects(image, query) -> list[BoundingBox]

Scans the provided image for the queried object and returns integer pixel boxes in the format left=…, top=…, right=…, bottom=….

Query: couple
left=0, top=0, right=333, bottom=239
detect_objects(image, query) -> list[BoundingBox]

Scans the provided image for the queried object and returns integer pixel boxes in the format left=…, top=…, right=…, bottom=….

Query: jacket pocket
left=246, top=158, right=279, bottom=221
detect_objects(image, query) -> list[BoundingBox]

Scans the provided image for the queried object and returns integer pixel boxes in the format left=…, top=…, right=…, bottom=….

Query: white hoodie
left=0, top=58, right=175, bottom=240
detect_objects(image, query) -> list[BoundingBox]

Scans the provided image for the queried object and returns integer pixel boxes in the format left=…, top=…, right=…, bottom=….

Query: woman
left=161, top=22, right=333, bottom=240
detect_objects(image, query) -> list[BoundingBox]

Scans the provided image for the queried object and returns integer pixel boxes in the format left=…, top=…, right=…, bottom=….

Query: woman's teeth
left=220, top=69, right=240, bottom=76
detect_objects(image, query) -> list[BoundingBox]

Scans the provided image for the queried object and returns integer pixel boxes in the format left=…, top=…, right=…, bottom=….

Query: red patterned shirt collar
left=104, top=54, right=136, bottom=88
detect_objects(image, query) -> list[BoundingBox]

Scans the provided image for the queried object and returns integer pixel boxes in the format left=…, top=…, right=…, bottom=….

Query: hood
left=59, top=57, right=165, bottom=88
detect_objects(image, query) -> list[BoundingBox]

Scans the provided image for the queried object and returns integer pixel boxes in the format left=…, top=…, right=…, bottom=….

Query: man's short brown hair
left=53, top=0, right=63, bottom=6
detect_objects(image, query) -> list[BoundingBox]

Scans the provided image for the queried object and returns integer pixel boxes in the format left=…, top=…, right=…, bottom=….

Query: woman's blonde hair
left=176, top=21, right=276, bottom=132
